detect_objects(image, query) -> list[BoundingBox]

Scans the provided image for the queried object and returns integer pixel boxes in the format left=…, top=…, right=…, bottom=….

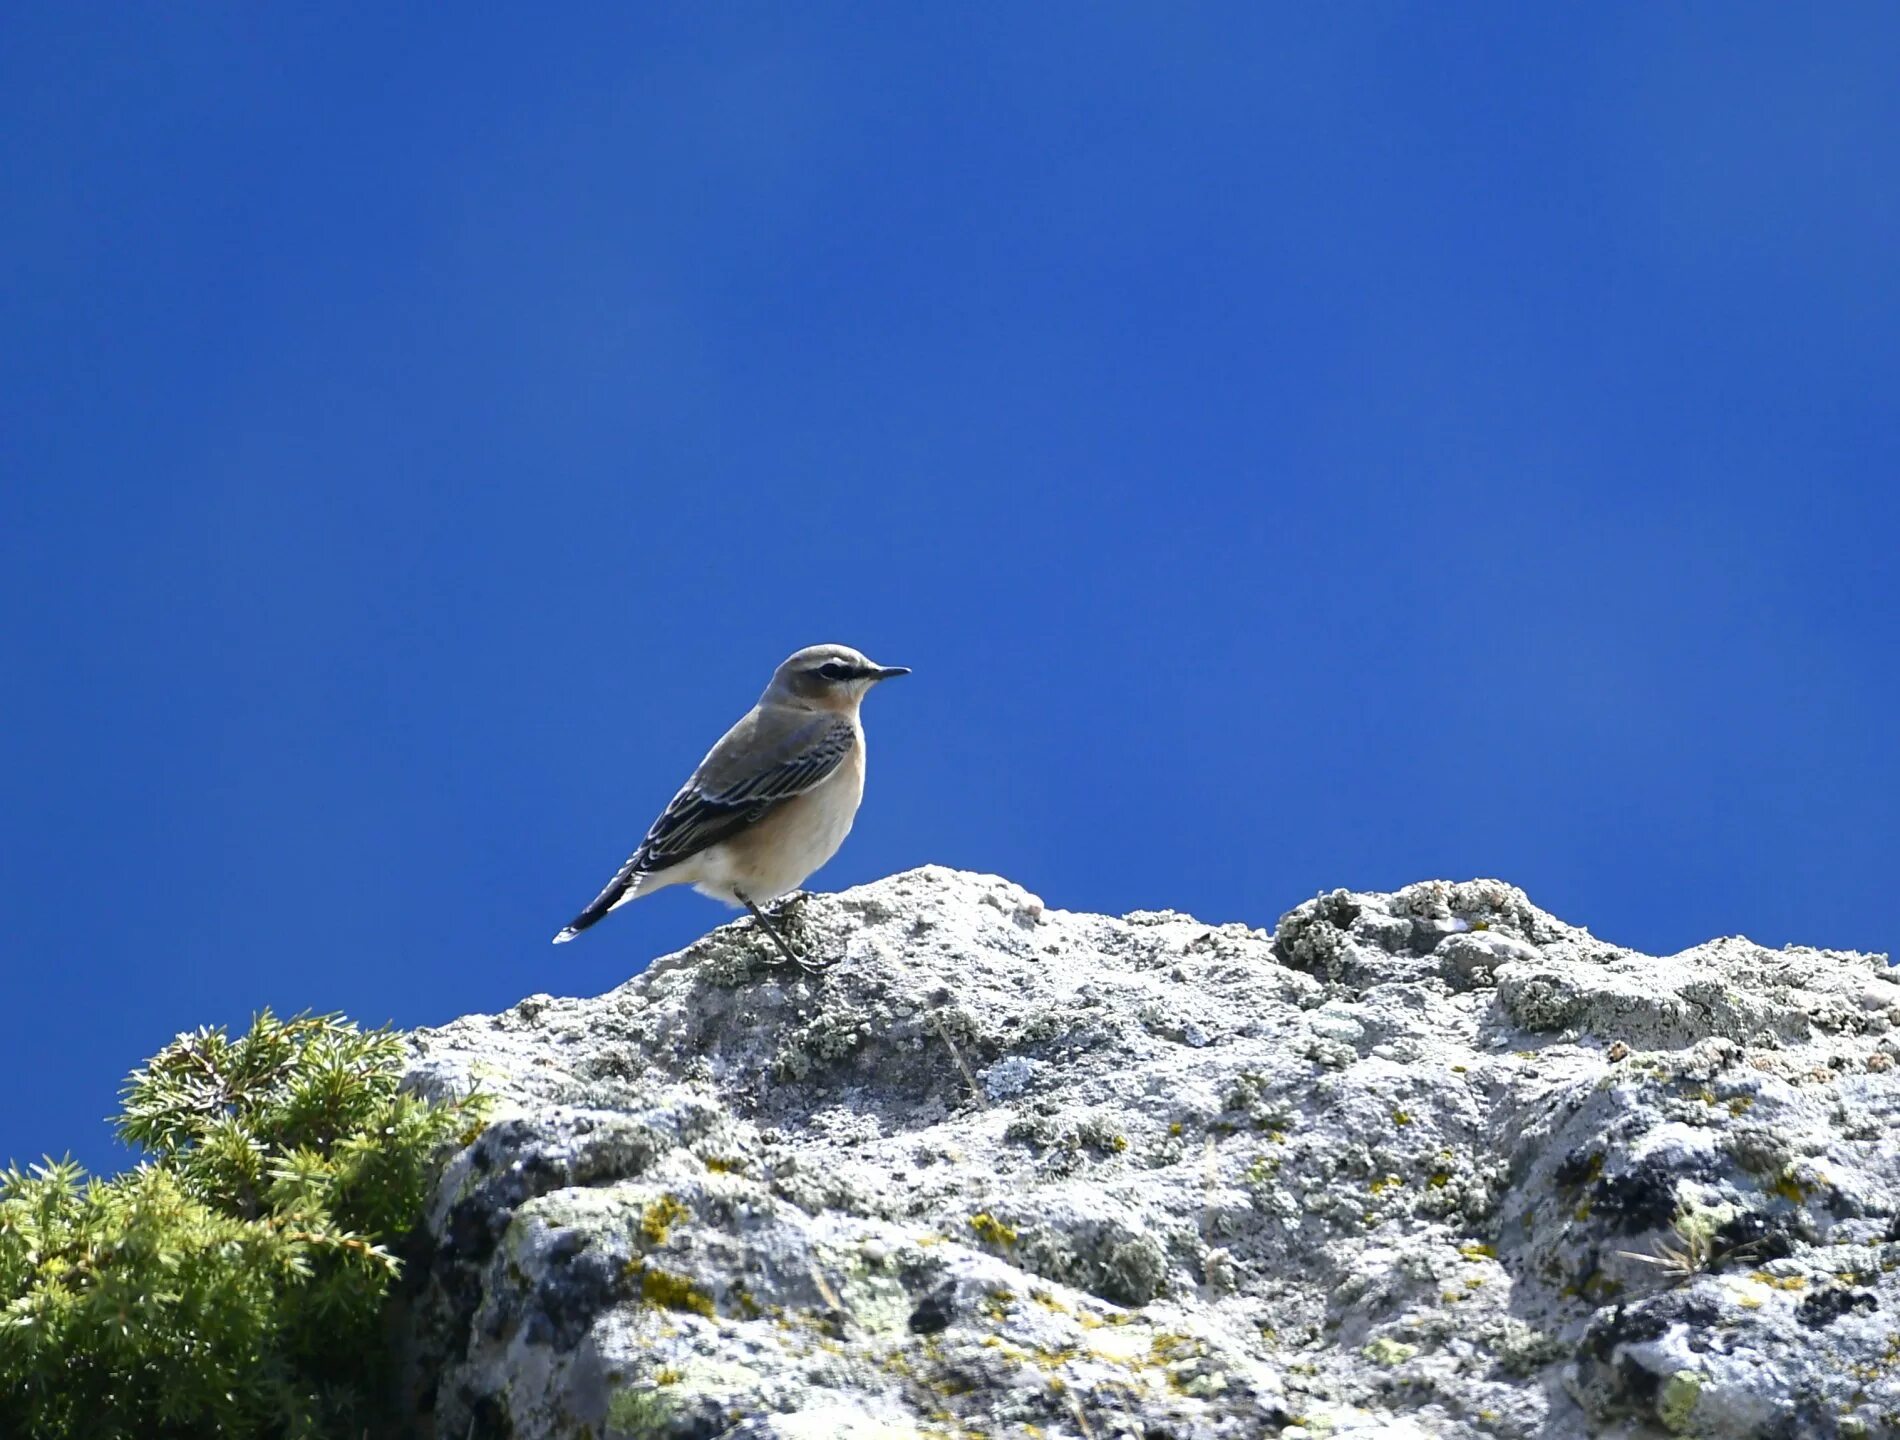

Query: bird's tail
left=552, top=901, right=613, bottom=944
left=550, top=866, right=649, bottom=944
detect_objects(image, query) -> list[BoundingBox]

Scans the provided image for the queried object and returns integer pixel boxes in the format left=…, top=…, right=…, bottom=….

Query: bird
left=552, top=643, right=910, bottom=968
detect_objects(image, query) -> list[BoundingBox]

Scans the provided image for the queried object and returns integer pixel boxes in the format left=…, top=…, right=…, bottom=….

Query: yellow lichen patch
left=1562, top=1272, right=1623, bottom=1302
left=1459, top=1244, right=1497, bottom=1261
left=640, top=1194, right=691, bottom=1246
left=628, top=1260, right=717, bottom=1317
left=1429, top=1171, right=1452, bottom=1188
left=701, top=1155, right=746, bottom=1175
left=1035, top=1341, right=1084, bottom=1374
left=1084, top=1326, right=1149, bottom=1364
left=1659, top=1370, right=1702, bottom=1432
left=968, top=1212, right=1019, bottom=1248
left=1169, top=1122, right=1184, bottom=1137
left=1749, top=1271, right=1808, bottom=1291
left=1564, top=1153, right=1605, bottom=1189
left=1362, top=1337, right=1418, bottom=1366
left=1769, top=1171, right=1811, bottom=1206
left=653, top=1366, right=684, bottom=1385
left=1368, top=1174, right=1402, bottom=1196
left=1149, top=1332, right=1204, bottom=1366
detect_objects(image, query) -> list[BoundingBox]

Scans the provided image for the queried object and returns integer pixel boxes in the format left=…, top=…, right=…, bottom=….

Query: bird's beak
left=870, top=665, right=911, bottom=681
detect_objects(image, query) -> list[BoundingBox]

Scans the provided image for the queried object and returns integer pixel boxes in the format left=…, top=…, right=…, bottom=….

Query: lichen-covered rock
left=396, top=868, right=1900, bottom=1439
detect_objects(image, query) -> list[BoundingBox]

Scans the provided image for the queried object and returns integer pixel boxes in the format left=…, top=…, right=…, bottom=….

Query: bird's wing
left=640, top=709, right=855, bottom=868
left=553, top=709, right=856, bottom=941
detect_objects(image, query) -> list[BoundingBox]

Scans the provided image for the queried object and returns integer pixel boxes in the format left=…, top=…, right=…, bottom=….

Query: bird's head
left=765, top=643, right=910, bottom=711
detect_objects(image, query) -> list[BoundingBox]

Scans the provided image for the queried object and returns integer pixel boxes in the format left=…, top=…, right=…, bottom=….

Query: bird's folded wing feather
left=572, top=709, right=856, bottom=913
left=638, top=711, right=856, bottom=870
left=556, top=710, right=858, bottom=941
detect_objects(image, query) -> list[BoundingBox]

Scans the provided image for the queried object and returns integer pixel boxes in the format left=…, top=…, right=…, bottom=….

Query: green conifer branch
left=0, top=1009, right=484, bottom=1438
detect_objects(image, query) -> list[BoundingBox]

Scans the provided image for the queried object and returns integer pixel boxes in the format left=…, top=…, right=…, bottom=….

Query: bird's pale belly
left=693, top=744, right=865, bottom=905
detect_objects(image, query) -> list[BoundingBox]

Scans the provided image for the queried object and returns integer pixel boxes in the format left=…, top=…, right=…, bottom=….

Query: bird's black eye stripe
left=816, top=661, right=858, bottom=681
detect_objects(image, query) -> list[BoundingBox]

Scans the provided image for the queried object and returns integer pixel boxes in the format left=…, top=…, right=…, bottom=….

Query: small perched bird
left=552, top=643, right=910, bottom=967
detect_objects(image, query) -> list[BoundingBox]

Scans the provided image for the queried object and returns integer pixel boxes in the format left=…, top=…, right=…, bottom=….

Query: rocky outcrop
left=398, top=867, right=1900, bottom=1439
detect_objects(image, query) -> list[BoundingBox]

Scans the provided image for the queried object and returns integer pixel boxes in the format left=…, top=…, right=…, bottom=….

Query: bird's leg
left=768, top=889, right=812, bottom=920
left=738, top=891, right=829, bottom=973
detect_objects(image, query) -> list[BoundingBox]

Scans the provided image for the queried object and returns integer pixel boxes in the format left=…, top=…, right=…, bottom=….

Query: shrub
left=0, top=1011, right=482, bottom=1439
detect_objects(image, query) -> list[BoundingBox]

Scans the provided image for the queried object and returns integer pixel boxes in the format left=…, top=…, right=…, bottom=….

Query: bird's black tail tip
left=552, top=871, right=642, bottom=944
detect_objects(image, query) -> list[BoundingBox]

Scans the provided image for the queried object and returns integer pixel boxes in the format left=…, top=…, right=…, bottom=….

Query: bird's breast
left=716, top=733, right=865, bottom=902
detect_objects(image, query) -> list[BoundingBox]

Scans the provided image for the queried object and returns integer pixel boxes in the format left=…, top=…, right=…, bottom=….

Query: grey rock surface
left=397, top=867, right=1900, bottom=1440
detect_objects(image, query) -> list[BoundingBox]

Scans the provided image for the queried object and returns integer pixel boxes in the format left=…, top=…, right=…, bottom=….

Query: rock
left=394, top=867, right=1900, bottom=1439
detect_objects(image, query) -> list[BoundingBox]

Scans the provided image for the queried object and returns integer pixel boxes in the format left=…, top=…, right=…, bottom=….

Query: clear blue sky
left=4, top=6, right=1896, bottom=1173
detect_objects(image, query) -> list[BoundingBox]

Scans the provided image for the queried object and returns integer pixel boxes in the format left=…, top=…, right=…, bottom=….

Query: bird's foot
left=740, top=894, right=832, bottom=975
left=759, top=927, right=836, bottom=974
left=768, top=889, right=812, bottom=920
left=773, top=945, right=835, bottom=975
